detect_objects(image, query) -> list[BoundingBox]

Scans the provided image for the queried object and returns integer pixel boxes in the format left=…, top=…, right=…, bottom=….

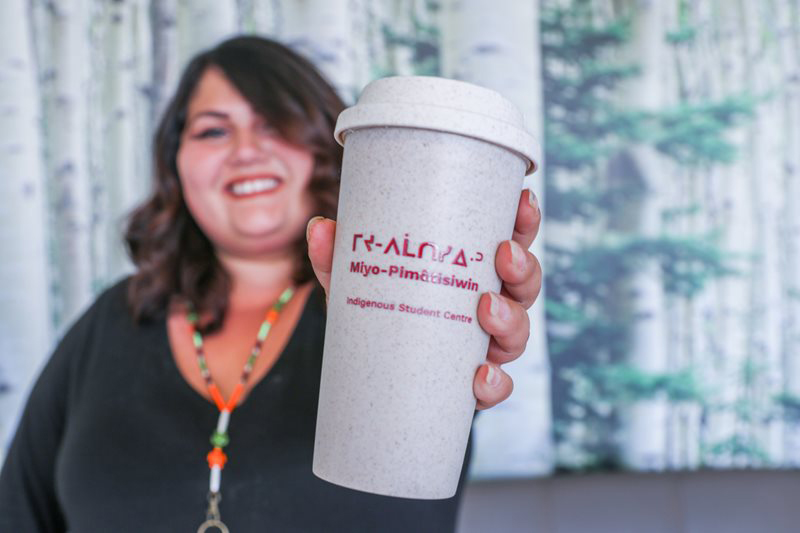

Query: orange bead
left=266, top=309, right=279, bottom=323
left=226, top=383, right=244, bottom=411
left=207, top=447, right=228, bottom=469
left=208, top=384, right=226, bottom=411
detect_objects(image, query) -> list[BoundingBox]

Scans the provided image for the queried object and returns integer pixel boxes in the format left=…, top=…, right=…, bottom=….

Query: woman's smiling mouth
left=226, top=175, right=283, bottom=198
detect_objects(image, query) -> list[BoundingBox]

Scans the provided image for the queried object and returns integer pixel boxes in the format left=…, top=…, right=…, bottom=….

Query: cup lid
left=334, top=76, right=539, bottom=175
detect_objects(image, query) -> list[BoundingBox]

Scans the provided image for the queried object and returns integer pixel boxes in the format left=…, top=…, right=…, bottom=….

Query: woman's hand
left=306, top=188, right=542, bottom=411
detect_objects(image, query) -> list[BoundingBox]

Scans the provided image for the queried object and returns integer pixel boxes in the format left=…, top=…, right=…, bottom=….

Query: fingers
left=306, top=216, right=336, bottom=302
left=496, top=239, right=542, bottom=310
left=474, top=289, right=529, bottom=409
left=473, top=189, right=541, bottom=411
left=498, top=188, right=542, bottom=309
left=477, top=292, right=530, bottom=365
left=474, top=362, right=513, bottom=410
left=512, top=189, right=540, bottom=250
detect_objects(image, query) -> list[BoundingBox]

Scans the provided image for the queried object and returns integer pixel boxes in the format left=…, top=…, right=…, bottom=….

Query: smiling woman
left=0, top=34, right=542, bottom=532
left=125, top=37, right=343, bottom=333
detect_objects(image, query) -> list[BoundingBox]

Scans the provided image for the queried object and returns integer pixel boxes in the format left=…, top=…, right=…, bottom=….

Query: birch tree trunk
left=387, top=1, right=415, bottom=75
left=279, top=0, right=367, bottom=105
left=681, top=0, right=787, bottom=468
left=94, top=0, right=140, bottom=285
left=441, top=0, right=552, bottom=477
left=777, top=0, right=800, bottom=467
left=132, top=0, right=155, bottom=230
left=662, top=0, right=684, bottom=469
left=365, top=0, right=393, bottom=80
left=0, top=0, right=52, bottom=449
left=683, top=0, right=717, bottom=471
left=665, top=0, right=736, bottom=468
left=176, top=0, right=238, bottom=65
left=234, top=0, right=253, bottom=32
left=149, top=0, right=178, bottom=124
left=42, top=0, right=93, bottom=330
left=609, top=0, right=670, bottom=470
left=733, top=0, right=783, bottom=467
left=250, top=0, right=282, bottom=36
left=265, top=1, right=288, bottom=40
left=751, top=0, right=784, bottom=466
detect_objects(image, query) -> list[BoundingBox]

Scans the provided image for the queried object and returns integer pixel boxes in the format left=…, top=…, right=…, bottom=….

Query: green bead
left=192, top=331, right=203, bottom=348
left=210, top=431, right=229, bottom=448
left=279, top=287, right=293, bottom=304
left=257, top=322, right=271, bottom=339
left=187, top=311, right=199, bottom=324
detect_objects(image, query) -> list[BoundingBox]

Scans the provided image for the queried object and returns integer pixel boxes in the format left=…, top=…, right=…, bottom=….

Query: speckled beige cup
left=312, top=76, right=538, bottom=499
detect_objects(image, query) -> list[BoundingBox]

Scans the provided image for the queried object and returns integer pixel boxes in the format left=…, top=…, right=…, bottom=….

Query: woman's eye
left=193, top=127, right=227, bottom=139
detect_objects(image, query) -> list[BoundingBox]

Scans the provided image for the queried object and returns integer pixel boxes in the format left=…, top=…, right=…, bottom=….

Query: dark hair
left=125, top=35, right=344, bottom=331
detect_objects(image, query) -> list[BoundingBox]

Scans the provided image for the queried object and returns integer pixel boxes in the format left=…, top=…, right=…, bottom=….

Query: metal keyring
left=197, top=518, right=229, bottom=533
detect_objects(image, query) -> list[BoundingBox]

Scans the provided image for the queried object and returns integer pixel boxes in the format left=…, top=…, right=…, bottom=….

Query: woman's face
left=177, top=66, right=315, bottom=260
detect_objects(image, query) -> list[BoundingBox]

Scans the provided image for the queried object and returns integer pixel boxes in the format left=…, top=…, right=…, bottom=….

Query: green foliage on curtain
left=374, top=0, right=441, bottom=78
left=541, top=0, right=759, bottom=470
left=653, top=96, right=756, bottom=166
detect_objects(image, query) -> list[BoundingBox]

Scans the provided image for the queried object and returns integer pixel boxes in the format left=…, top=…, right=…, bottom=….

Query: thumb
left=306, top=216, right=336, bottom=304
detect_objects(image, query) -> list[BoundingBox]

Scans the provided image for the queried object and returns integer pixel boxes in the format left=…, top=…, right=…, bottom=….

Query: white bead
left=210, top=466, right=221, bottom=493
left=217, top=409, right=230, bottom=433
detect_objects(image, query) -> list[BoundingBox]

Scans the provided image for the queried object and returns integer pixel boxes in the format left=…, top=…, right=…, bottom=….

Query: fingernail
left=486, top=364, right=502, bottom=387
left=509, top=240, right=526, bottom=272
left=528, top=189, right=539, bottom=212
left=489, top=292, right=511, bottom=321
left=306, top=216, right=324, bottom=242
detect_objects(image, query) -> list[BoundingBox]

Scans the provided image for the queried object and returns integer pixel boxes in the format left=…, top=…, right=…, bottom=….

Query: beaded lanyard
left=187, top=286, right=295, bottom=533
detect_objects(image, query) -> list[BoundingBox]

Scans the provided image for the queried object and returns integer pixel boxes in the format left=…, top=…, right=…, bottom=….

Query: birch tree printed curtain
left=1, top=0, right=798, bottom=479
left=543, top=0, right=800, bottom=471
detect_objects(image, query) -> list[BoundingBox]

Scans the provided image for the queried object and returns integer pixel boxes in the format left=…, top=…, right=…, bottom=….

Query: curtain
left=2, top=0, right=799, bottom=478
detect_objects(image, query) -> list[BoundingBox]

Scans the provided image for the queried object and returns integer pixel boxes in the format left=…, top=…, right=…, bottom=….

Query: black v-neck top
left=0, top=278, right=473, bottom=532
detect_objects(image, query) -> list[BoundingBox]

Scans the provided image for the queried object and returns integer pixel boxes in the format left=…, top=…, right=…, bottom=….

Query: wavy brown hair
left=125, top=36, right=344, bottom=332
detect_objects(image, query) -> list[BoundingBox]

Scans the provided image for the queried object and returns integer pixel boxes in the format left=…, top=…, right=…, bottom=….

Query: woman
left=0, top=36, right=541, bottom=532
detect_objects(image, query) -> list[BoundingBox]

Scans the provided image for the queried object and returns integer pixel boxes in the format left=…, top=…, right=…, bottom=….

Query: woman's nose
left=230, top=130, right=268, bottom=164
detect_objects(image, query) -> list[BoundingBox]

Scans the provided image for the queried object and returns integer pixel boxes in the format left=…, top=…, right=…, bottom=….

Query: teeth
left=231, top=178, right=280, bottom=196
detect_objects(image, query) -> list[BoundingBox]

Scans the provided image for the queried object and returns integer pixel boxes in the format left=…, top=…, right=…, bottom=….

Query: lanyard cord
left=188, top=286, right=295, bottom=533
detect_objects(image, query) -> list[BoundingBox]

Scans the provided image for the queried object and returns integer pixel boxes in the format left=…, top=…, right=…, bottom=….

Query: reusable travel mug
left=312, top=76, right=538, bottom=499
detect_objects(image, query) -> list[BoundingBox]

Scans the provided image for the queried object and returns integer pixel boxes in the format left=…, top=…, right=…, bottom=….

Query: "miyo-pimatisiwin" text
left=350, top=261, right=479, bottom=292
